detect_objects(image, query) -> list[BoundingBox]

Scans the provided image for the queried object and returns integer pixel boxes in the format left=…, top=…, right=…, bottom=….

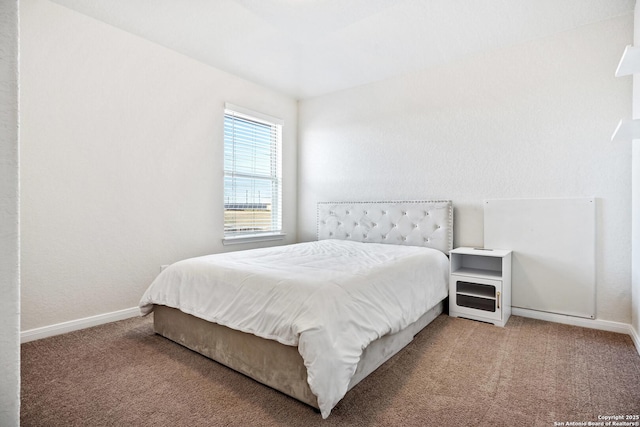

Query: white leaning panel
left=484, top=198, right=595, bottom=319
left=317, top=200, right=453, bottom=254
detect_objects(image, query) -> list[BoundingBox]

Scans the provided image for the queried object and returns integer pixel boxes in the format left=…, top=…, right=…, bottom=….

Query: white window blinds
left=223, top=104, right=283, bottom=240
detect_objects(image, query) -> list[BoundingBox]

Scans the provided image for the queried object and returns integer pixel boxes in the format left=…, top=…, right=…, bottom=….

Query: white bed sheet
left=139, top=239, right=449, bottom=418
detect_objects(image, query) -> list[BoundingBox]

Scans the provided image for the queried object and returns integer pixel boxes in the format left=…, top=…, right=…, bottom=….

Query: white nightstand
left=449, top=247, right=512, bottom=327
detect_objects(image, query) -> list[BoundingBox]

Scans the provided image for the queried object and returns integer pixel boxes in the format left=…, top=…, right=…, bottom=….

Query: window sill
left=222, top=233, right=287, bottom=246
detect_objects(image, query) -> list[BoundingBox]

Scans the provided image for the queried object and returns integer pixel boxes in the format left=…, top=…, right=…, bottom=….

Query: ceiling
left=51, top=0, right=635, bottom=100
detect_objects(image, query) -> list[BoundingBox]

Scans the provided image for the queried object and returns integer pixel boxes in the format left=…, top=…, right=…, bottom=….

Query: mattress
left=139, top=239, right=449, bottom=418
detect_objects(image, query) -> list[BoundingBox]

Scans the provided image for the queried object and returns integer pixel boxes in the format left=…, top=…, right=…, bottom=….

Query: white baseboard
left=630, top=324, right=640, bottom=356
left=512, top=308, right=638, bottom=354
left=20, top=306, right=640, bottom=356
left=21, top=307, right=140, bottom=343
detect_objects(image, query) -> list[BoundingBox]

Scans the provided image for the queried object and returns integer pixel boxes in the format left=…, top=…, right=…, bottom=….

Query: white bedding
left=139, top=239, right=449, bottom=418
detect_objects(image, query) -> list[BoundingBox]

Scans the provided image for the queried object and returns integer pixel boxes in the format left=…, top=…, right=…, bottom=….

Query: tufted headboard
left=317, top=200, right=453, bottom=254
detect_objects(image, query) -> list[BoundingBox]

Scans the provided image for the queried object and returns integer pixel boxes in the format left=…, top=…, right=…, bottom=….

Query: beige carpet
left=21, top=314, right=640, bottom=426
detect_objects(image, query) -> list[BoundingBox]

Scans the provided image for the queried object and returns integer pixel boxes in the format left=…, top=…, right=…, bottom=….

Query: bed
left=139, top=200, right=453, bottom=418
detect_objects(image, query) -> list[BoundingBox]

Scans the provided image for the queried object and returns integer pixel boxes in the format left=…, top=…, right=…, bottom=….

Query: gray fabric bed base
left=153, top=301, right=443, bottom=410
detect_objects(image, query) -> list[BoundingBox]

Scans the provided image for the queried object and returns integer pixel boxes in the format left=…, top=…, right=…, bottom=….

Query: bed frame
left=153, top=200, right=453, bottom=411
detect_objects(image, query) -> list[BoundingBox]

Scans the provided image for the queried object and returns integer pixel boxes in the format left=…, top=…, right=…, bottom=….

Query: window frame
left=222, top=103, right=285, bottom=245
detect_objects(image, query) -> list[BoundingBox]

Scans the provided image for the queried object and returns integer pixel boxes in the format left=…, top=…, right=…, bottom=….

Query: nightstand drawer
left=450, top=275, right=503, bottom=322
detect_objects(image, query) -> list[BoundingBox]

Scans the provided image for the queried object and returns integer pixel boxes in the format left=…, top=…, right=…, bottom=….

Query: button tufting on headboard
left=317, top=200, right=453, bottom=254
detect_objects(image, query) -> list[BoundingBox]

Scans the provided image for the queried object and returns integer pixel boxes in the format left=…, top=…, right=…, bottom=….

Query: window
left=223, top=104, right=283, bottom=243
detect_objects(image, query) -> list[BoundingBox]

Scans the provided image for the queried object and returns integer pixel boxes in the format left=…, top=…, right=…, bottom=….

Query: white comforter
left=139, top=239, right=449, bottom=418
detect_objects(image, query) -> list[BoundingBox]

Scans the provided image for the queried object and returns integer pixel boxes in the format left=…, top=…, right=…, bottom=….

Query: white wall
left=0, top=0, right=20, bottom=425
left=20, top=0, right=297, bottom=331
left=299, top=15, right=633, bottom=323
